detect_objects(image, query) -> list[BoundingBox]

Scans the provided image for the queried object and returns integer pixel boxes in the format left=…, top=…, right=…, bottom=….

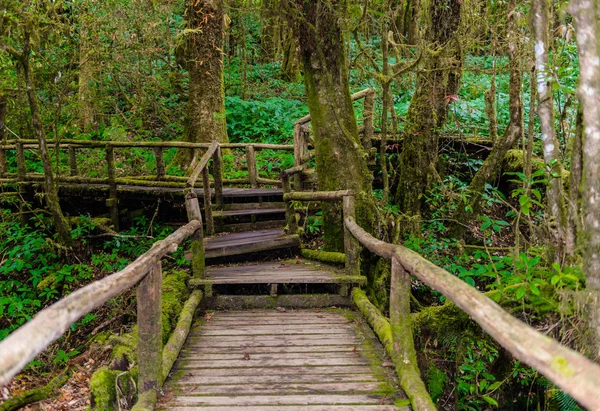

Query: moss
left=190, top=239, right=205, bottom=277
left=301, top=248, right=345, bottom=265
left=89, top=367, right=118, bottom=411
left=161, top=270, right=190, bottom=344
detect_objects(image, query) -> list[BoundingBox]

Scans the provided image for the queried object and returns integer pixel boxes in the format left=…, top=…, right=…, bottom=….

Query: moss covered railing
left=0, top=220, right=203, bottom=411
left=344, top=216, right=600, bottom=411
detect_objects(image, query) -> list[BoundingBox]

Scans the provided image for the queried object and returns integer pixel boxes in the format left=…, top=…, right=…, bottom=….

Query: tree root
left=0, top=367, right=71, bottom=411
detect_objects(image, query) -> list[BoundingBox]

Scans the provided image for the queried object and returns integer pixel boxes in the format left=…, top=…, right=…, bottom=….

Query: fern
left=540, top=378, right=583, bottom=411
left=426, top=364, right=447, bottom=403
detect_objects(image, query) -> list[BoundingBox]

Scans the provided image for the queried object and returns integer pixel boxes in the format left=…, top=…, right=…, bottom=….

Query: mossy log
left=162, top=289, right=203, bottom=383
left=345, top=216, right=600, bottom=410
left=130, top=390, right=156, bottom=411
left=284, top=190, right=354, bottom=202
left=352, top=288, right=435, bottom=411
left=0, top=367, right=71, bottom=411
left=301, top=248, right=345, bottom=265
left=186, top=142, right=218, bottom=189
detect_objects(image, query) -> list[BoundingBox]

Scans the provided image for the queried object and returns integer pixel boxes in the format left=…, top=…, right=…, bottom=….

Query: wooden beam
left=186, top=141, right=218, bottom=189
left=345, top=217, right=600, bottom=410
left=0, top=148, right=6, bottom=178
left=0, top=220, right=201, bottom=387
left=105, top=145, right=119, bottom=230
left=212, top=146, right=223, bottom=208
left=153, top=147, right=165, bottom=179
left=68, top=146, right=78, bottom=177
left=137, top=262, right=163, bottom=396
left=202, top=167, right=214, bottom=236
left=284, top=190, right=354, bottom=202
left=246, top=145, right=258, bottom=189
left=342, top=195, right=359, bottom=275
left=15, top=142, right=26, bottom=181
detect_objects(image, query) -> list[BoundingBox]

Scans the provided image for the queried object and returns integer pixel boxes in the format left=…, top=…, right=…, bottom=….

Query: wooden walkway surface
left=190, top=260, right=366, bottom=286
left=204, top=229, right=299, bottom=259
left=163, top=310, right=408, bottom=410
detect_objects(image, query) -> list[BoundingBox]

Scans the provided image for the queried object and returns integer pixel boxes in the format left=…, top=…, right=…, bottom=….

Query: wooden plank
left=194, top=276, right=363, bottom=285
left=175, top=357, right=368, bottom=368
left=185, top=337, right=359, bottom=348
left=179, top=352, right=363, bottom=361
left=205, top=318, right=352, bottom=325
left=170, top=382, right=383, bottom=395
left=168, top=406, right=401, bottom=411
left=195, top=328, right=354, bottom=336
left=182, top=345, right=358, bottom=354
left=213, top=208, right=286, bottom=217
left=173, top=365, right=374, bottom=377
left=173, top=373, right=378, bottom=385
left=169, top=394, right=389, bottom=406
left=205, top=236, right=299, bottom=259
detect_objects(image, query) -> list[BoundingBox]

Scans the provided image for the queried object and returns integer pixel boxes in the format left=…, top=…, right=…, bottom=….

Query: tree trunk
left=395, top=0, right=462, bottom=223
left=0, top=95, right=6, bottom=142
left=452, top=44, right=522, bottom=235
left=175, top=0, right=228, bottom=168
left=571, top=0, right=600, bottom=361
left=532, top=0, right=567, bottom=255
left=78, top=3, right=98, bottom=133
left=566, top=106, right=583, bottom=258
left=20, top=30, right=72, bottom=245
left=280, top=28, right=300, bottom=82
left=283, top=0, right=374, bottom=251
left=260, top=0, right=280, bottom=62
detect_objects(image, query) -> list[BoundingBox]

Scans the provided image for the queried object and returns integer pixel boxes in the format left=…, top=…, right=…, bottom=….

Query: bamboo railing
left=0, top=220, right=202, bottom=410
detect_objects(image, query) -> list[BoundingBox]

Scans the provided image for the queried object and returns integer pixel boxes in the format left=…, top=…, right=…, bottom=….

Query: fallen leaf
left=276, top=307, right=286, bottom=312
left=382, top=361, right=393, bottom=367
left=204, top=312, right=215, bottom=322
left=243, top=352, right=250, bottom=360
left=313, top=309, right=321, bottom=313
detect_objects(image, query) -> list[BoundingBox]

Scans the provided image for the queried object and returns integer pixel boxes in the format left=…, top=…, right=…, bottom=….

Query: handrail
left=292, top=88, right=376, bottom=189
left=186, top=141, right=219, bottom=189
left=0, top=220, right=202, bottom=388
left=0, top=140, right=294, bottom=150
left=344, top=216, right=600, bottom=410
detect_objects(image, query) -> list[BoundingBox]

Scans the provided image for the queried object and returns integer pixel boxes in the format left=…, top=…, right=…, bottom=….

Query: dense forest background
left=1, top=0, right=600, bottom=410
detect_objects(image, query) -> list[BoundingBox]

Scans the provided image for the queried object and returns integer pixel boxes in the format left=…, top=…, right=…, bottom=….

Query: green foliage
left=225, top=96, right=308, bottom=144
left=455, top=338, right=501, bottom=410
left=426, top=363, right=447, bottom=403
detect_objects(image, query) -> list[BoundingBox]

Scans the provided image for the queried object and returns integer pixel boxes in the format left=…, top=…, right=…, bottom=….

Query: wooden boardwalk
left=163, top=309, right=408, bottom=410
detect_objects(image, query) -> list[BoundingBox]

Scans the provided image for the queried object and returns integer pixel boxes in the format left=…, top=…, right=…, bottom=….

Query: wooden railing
left=292, top=88, right=376, bottom=187
left=343, top=216, right=600, bottom=410
left=0, top=221, right=202, bottom=410
left=0, top=139, right=293, bottom=229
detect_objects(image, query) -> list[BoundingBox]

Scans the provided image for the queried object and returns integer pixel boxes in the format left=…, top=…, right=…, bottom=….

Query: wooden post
left=0, top=148, right=6, bottom=178
left=343, top=195, right=360, bottom=275
left=154, top=147, right=165, bottom=180
left=137, top=262, right=163, bottom=397
left=106, top=146, right=119, bottom=230
left=68, top=146, right=78, bottom=176
left=281, top=175, right=298, bottom=235
left=16, top=142, right=26, bottom=181
left=246, top=145, right=258, bottom=188
left=212, top=146, right=223, bottom=208
left=293, top=123, right=306, bottom=189
left=202, top=167, right=214, bottom=236
left=363, top=90, right=375, bottom=163
left=185, top=191, right=205, bottom=277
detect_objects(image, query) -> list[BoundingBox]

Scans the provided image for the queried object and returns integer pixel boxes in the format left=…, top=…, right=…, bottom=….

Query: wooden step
left=204, top=229, right=299, bottom=259
left=190, top=260, right=366, bottom=286
left=213, top=208, right=286, bottom=218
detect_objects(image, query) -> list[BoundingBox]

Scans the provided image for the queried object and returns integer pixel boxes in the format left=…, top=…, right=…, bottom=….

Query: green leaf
left=483, top=395, right=499, bottom=406
left=488, top=381, right=502, bottom=391
left=551, top=275, right=560, bottom=285
left=516, top=286, right=527, bottom=300
left=530, top=283, right=540, bottom=296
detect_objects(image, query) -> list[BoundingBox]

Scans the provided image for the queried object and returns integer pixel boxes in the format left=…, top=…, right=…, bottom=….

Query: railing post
left=16, top=142, right=26, bottom=181
left=363, top=90, right=375, bottom=163
left=281, top=174, right=298, bottom=235
left=137, top=261, right=163, bottom=399
left=212, top=146, right=223, bottom=208
left=0, top=148, right=6, bottom=178
left=185, top=191, right=205, bottom=277
left=343, top=195, right=360, bottom=275
left=68, top=146, right=78, bottom=177
left=106, top=145, right=119, bottom=230
left=293, top=123, right=307, bottom=189
left=153, top=147, right=165, bottom=180
left=246, top=145, right=258, bottom=188
left=202, top=167, right=214, bottom=236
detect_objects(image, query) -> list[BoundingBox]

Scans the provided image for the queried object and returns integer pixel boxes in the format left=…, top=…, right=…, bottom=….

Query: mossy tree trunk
left=280, top=27, right=300, bottom=82
left=260, top=0, right=280, bottom=62
left=451, top=4, right=522, bottom=237
left=12, top=27, right=72, bottom=245
left=571, top=0, right=600, bottom=361
left=78, top=2, right=98, bottom=133
left=175, top=0, right=228, bottom=169
left=283, top=0, right=374, bottom=251
left=533, top=0, right=568, bottom=257
left=394, top=0, right=463, bottom=224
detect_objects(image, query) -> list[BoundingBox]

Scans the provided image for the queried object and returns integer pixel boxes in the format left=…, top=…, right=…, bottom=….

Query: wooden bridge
left=1, top=90, right=600, bottom=411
